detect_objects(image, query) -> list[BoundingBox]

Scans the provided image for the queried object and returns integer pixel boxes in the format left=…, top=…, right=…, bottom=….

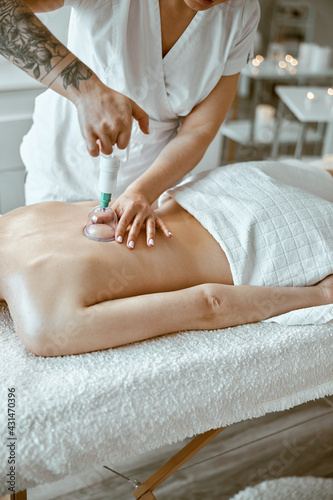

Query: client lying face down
left=0, top=161, right=332, bottom=357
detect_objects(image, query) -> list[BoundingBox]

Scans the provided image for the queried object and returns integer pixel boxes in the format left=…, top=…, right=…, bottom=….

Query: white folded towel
left=161, top=161, right=333, bottom=325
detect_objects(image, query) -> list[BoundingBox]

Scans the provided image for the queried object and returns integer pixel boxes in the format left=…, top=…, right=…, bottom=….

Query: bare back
left=0, top=200, right=232, bottom=338
left=2, top=198, right=331, bottom=357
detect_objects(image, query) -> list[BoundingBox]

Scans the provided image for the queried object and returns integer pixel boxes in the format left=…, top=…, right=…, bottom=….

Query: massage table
left=1, top=159, right=333, bottom=498
left=0, top=297, right=332, bottom=499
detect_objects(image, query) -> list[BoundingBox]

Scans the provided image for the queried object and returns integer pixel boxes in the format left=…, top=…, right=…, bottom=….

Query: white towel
left=0, top=300, right=332, bottom=494
left=160, top=161, right=333, bottom=325
left=230, top=476, right=333, bottom=500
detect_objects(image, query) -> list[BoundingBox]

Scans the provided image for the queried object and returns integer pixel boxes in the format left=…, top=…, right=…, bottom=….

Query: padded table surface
left=0, top=301, right=332, bottom=494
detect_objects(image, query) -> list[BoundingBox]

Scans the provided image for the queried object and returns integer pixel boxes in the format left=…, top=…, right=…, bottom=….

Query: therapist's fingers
left=131, top=100, right=150, bottom=135
left=156, top=216, right=173, bottom=238
left=116, top=127, right=132, bottom=150
left=76, top=82, right=138, bottom=156
left=86, top=130, right=100, bottom=157
left=126, top=213, right=146, bottom=249
left=115, top=210, right=134, bottom=244
left=146, top=217, right=156, bottom=247
left=98, top=132, right=115, bottom=156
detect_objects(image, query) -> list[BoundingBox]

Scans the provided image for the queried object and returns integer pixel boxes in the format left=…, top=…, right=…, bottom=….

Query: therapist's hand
left=112, top=190, right=172, bottom=249
left=75, top=76, right=149, bottom=157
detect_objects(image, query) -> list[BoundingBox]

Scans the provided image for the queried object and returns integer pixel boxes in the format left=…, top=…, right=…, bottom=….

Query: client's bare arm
left=30, top=280, right=332, bottom=357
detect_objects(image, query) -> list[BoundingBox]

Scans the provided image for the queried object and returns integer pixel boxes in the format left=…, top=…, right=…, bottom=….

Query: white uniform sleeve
left=63, top=0, right=111, bottom=9
left=223, top=0, right=260, bottom=76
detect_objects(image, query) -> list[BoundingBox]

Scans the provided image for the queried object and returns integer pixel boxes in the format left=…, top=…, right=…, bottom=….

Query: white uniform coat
left=21, top=0, right=260, bottom=204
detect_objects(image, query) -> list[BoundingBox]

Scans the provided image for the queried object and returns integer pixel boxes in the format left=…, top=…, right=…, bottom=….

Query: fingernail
left=168, top=232, right=173, bottom=236
left=148, top=238, right=154, bottom=246
left=91, top=215, right=97, bottom=223
left=117, top=235, right=123, bottom=243
left=128, top=241, right=134, bottom=249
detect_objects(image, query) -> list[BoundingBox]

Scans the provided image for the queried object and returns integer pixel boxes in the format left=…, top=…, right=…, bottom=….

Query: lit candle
left=305, top=91, right=316, bottom=109
left=254, top=104, right=276, bottom=142
left=285, top=58, right=298, bottom=74
left=326, top=87, right=333, bottom=105
left=277, top=60, right=287, bottom=76
left=255, top=55, right=264, bottom=64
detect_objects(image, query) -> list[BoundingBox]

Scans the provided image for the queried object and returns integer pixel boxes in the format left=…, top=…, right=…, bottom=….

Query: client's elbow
left=199, top=283, right=225, bottom=328
left=16, top=327, right=47, bottom=357
left=17, top=320, right=72, bottom=357
left=16, top=327, right=49, bottom=357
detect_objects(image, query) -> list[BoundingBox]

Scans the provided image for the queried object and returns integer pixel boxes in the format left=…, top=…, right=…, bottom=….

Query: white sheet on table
left=0, top=299, right=332, bottom=494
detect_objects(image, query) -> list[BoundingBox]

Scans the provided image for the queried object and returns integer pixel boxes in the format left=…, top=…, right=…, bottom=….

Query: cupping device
left=84, top=146, right=128, bottom=242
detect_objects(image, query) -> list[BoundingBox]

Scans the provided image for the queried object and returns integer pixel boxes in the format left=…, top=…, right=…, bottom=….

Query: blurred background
left=0, top=0, right=333, bottom=214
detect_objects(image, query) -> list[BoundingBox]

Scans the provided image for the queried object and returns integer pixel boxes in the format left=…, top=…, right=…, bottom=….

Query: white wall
left=0, top=7, right=71, bottom=213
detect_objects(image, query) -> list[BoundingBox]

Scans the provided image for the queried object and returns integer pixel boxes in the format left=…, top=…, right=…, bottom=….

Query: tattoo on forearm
left=0, top=0, right=92, bottom=90
left=60, top=60, right=92, bottom=90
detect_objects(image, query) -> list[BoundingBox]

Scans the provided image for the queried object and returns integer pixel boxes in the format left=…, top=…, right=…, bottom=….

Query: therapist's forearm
left=127, top=72, right=240, bottom=204
left=0, top=0, right=98, bottom=104
left=128, top=129, right=213, bottom=204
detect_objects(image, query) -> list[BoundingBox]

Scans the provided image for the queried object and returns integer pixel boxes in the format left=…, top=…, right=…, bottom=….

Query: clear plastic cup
left=83, top=206, right=117, bottom=242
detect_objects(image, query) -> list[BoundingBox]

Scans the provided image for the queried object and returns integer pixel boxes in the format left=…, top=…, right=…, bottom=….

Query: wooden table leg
left=136, top=493, right=156, bottom=500
left=10, top=490, right=27, bottom=500
left=132, top=427, right=226, bottom=500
